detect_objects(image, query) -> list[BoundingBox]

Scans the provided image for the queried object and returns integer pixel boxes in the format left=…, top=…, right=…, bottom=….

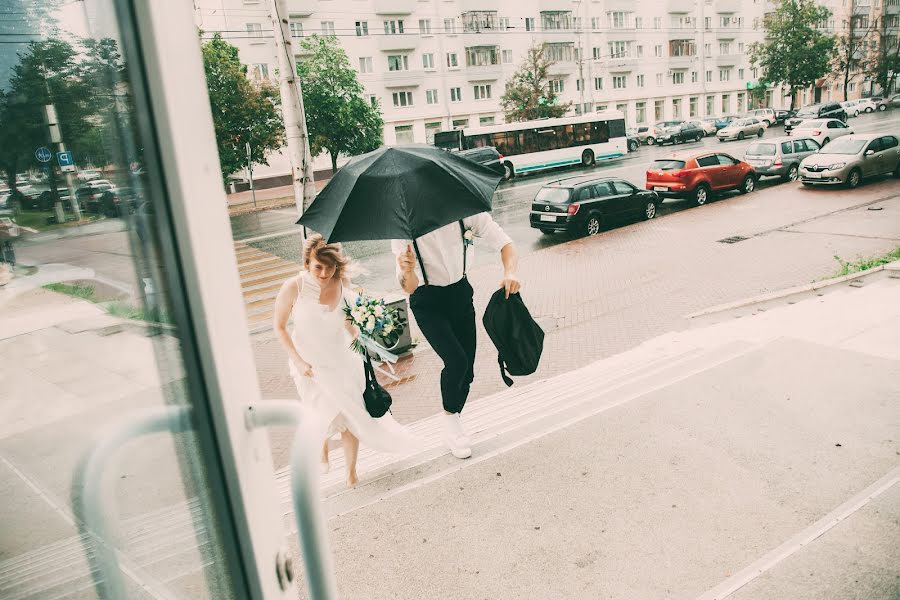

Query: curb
left=686, top=260, right=900, bottom=319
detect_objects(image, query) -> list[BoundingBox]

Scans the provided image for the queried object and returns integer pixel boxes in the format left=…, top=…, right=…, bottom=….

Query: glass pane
left=0, top=2, right=239, bottom=598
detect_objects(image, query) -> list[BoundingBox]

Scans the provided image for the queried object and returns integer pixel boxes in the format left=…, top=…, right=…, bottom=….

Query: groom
left=393, top=213, right=521, bottom=459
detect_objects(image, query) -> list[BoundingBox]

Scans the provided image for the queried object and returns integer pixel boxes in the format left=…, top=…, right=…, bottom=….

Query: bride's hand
left=294, top=358, right=314, bottom=378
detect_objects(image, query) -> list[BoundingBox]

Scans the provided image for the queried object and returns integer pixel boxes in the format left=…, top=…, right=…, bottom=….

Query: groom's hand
left=501, top=275, right=521, bottom=299
left=397, top=244, right=416, bottom=274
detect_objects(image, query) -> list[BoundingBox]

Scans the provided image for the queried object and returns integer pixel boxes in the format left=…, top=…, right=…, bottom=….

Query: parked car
left=634, top=125, right=663, bottom=145
left=857, top=98, right=885, bottom=112
left=530, top=175, right=661, bottom=236
left=657, top=121, right=705, bottom=145
left=78, top=169, right=102, bottom=181
left=774, top=109, right=796, bottom=124
left=625, top=129, right=641, bottom=152
left=784, top=102, right=847, bottom=133
left=891, top=94, right=900, bottom=108
left=799, top=134, right=900, bottom=188
left=743, top=136, right=821, bottom=182
left=456, top=146, right=505, bottom=176
left=840, top=100, right=861, bottom=117
left=746, top=108, right=776, bottom=126
left=645, top=151, right=756, bottom=206
left=788, top=118, right=854, bottom=147
left=699, top=119, right=719, bottom=136
left=713, top=115, right=740, bottom=130
left=99, top=187, right=137, bottom=217
left=37, top=188, right=72, bottom=211
left=717, top=117, right=766, bottom=141
left=9, top=185, right=42, bottom=210
left=76, top=183, right=113, bottom=213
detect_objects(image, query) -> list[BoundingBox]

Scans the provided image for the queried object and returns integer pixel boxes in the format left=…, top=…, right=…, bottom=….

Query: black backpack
left=482, top=290, right=544, bottom=387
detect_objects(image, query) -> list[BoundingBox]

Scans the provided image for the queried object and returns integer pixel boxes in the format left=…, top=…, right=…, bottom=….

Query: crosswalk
left=234, top=242, right=299, bottom=330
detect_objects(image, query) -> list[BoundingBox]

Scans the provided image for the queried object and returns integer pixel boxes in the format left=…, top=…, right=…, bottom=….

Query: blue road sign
left=57, top=151, right=74, bottom=168
left=35, top=147, right=52, bottom=163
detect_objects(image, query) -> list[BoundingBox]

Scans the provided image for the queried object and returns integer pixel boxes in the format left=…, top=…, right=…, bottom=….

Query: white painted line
left=696, top=465, right=900, bottom=600
left=0, top=455, right=76, bottom=528
left=236, top=228, right=303, bottom=244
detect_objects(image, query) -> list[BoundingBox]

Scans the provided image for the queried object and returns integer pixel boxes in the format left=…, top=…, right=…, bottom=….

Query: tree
left=870, top=15, right=900, bottom=95
left=833, top=13, right=875, bottom=100
left=296, top=35, right=383, bottom=172
left=500, top=44, right=571, bottom=121
left=749, top=0, right=835, bottom=109
left=201, top=33, right=284, bottom=185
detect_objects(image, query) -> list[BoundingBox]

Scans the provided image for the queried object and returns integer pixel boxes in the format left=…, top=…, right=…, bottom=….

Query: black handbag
left=362, top=354, right=392, bottom=418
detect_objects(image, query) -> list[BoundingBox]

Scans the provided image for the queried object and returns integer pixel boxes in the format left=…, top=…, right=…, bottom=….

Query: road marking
left=0, top=455, right=76, bottom=527
left=696, top=465, right=900, bottom=600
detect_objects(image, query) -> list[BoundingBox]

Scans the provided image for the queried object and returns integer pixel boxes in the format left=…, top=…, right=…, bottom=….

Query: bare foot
left=346, top=472, right=359, bottom=488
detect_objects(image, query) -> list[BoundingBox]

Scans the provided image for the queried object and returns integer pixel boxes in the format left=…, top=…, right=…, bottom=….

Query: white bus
left=434, top=111, right=627, bottom=180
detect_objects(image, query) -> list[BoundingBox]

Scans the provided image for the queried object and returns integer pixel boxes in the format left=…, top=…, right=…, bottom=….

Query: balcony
left=373, top=0, right=416, bottom=15
left=547, top=62, right=577, bottom=76
left=541, top=30, right=578, bottom=44
left=466, top=64, right=504, bottom=81
left=668, top=0, right=695, bottom=14
left=606, top=57, right=638, bottom=71
left=851, top=2, right=872, bottom=15
left=887, top=2, right=900, bottom=13
left=290, top=0, right=318, bottom=17
left=604, top=0, right=635, bottom=11
left=377, top=34, right=419, bottom=52
left=669, top=55, right=697, bottom=69
left=716, top=54, right=740, bottom=66
left=607, top=30, right=638, bottom=42
left=460, top=0, right=499, bottom=10
left=381, top=70, right=422, bottom=87
left=716, top=0, right=741, bottom=14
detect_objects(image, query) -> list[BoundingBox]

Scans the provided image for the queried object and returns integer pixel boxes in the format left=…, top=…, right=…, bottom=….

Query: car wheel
left=757, top=129, right=764, bottom=137
left=866, top=107, right=874, bottom=113
left=822, top=137, right=830, bottom=145
left=784, top=164, right=799, bottom=182
left=503, top=162, right=514, bottom=181
left=644, top=201, right=658, bottom=220
left=584, top=213, right=601, bottom=237
left=582, top=149, right=595, bottom=166
left=693, top=184, right=710, bottom=206
left=740, top=175, right=756, bottom=194
left=695, top=134, right=703, bottom=142
left=738, top=131, right=745, bottom=140
left=846, top=168, right=862, bottom=189
left=646, top=137, right=656, bottom=146
left=879, top=104, right=887, bottom=111
left=893, top=162, right=900, bottom=178
left=628, top=139, right=639, bottom=152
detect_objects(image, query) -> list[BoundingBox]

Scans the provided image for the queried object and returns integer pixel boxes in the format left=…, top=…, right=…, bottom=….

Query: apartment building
left=195, top=0, right=771, bottom=177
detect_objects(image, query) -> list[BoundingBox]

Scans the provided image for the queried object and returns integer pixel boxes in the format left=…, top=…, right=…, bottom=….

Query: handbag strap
left=411, top=238, right=429, bottom=287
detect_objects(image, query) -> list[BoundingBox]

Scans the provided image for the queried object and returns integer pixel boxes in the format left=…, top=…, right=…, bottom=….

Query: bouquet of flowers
left=344, top=292, right=407, bottom=355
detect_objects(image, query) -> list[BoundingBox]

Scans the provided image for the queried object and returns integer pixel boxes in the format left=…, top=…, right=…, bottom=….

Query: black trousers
left=409, top=277, right=476, bottom=414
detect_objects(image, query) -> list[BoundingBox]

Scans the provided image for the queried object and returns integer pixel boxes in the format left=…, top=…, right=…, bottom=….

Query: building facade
left=195, top=0, right=775, bottom=176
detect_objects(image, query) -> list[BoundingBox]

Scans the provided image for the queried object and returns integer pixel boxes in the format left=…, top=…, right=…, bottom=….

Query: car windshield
left=819, top=138, right=866, bottom=154
left=797, top=106, right=820, bottom=116
left=651, top=159, right=686, bottom=171
left=535, top=187, right=572, bottom=203
left=746, top=143, right=776, bottom=156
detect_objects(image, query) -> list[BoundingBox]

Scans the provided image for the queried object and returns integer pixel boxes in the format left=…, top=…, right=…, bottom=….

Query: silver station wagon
left=743, top=136, right=821, bottom=182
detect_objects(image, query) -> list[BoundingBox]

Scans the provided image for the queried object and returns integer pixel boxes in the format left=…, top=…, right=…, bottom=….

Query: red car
left=645, top=151, right=757, bottom=206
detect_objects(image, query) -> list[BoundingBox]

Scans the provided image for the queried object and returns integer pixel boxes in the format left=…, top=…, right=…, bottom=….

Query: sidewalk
left=226, top=179, right=329, bottom=216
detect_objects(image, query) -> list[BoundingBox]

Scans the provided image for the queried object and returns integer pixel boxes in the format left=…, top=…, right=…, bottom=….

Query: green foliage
left=296, top=35, right=384, bottom=171
left=870, top=16, right=900, bottom=95
left=832, top=247, right=900, bottom=277
left=749, top=0, right=835, bottom=109
left=43, top=282, right=96, bottom=301
left=201, top=34, right=285, bottom=184
left=500, top=44, right=571, bottom=122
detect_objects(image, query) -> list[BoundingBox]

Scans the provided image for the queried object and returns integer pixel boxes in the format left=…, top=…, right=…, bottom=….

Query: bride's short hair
left=303, top=234, right=349, bottom=280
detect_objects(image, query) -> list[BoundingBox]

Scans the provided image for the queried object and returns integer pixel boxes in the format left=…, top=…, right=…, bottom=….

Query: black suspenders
left=412, top=220, right=467, bottom=288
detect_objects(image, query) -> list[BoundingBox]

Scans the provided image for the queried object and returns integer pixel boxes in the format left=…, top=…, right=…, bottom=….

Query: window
left=420, top=53, right=433, bottom=69
left=609, top=41, right=629, bottom=58
left=672, top=72, right=685, bottom=84
left=655, top=99, right=664, bottom=121
left=719, top=41, right=732, bottom=55
left=480, top=116, right=496, bottom=125
left=576, top=79, right=583, bottom=91
left=425, top=122, right=442, bottom=144
left=356, top=20, right=369, bottom=36
left=450, top=87, right=462, bottom=102
left=545, top=43, right=574, bottom=62
left=367, top=94, right=378, bottom=108
left=706, top=70, right=712, bottom=82
left=753, top=17, right=759, bottom=29
left=466, top=46, right=499, bottom=66
left=705, top=16, right=712, bottom=29
left=246, top=22, right=263, bottom=38
left=593, top=47, right=603, bottom=59
left=463, top=11, right=498, bottom=32
left=655, top=45, right=663, bottom=57
left=670, top=40, right=696, bottom=56
left=849, top=82, right=857, bottom=92
left=673, top=98, right=682, bottom=118
left=720, top=16, right=731, bottom=28
left=452, top=118, right=469, bottom=129
left=636, top=74, right=645, bottom=87
left=321, top=21, right=335, bottom=35
left=500, top=17, right=510, bottom=30
left=359, top=57, right=373, bottom=73
left=706, top=95, right=714, bottom=116
left=290, top=22, right=303, bottom=39
left=419, top=18, right=432, bottom=34
left=591, top=17, right=602, bottom=29
left=502, top=49, right=513, bottom=63
left=447, top=52, right=459, bottom=68
left=474, top=84, right=492, bottom=100
left=550, top=79, right=565, bottom=93
left=635, top=17, right=643, bottom=29
left=594, top=77, right=604, bottom=90
left=250, top=63, right=268, bottom=81
left=384, top=20, right=405, bottom=34
left=613, top=75, right=627, bottom=89
left=395, top=125, right=414, bottom=144
left=392, top=91, right=413, bottom=107
left=752, top=68, right=759, bottom=79
left=526, top=18, right=535, bottom=31
left=610, top=11, right=627, bottom=28
left=736, top=92, right=744, bottom=112
left=637, top=45, right=644, bottom=58
left=705, top=43, right=712, bottom=56
left=656, top=73, right=663, bottom=86
left=636, top=101, right=647, bottom=123
left=692, top=71, right=698, bottom=83
left=738, top=68, right=745, bottom=80
left=696, top=155, right=719, bottom=167
left=388, top=55, right=409, bottom=71
left=616, top=103, right=628, bottom=119
left=671, top=16, right=695, bottom=29
left=721, top=94, right=730, bottom=113
left=738, top=42, right=745, bottom=53
left=426, top=89, right=439, bottom=104
left=444, top=18, right=456, bottom=33
left=720, top=68, right=731, bottom=82
left=689, top=96, right=698, bottom=117
left=542, top=11, right=574, bottom=30
left=653, top=16, right=662, bottom=29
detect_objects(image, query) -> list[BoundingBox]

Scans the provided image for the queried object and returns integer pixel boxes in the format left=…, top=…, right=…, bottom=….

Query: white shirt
left=391, top=213, right=512, bottom=289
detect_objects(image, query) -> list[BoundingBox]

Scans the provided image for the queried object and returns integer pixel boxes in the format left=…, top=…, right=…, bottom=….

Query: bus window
left=591, top=121, right=610, bottom=144
left=520, top=129, right=540, bottom=153
left=537, top=128, right=557, bottom=151
left=434, top=130, right=462, bottom=150
left=609, top=118, right=626, bottom=138
left=491, top=132, right=516, bottom=156
left=466, top=134, right=491, bottom=149
left=555, top=125, right=574, bottom=148
left=573, top=123, right=592, bottom=146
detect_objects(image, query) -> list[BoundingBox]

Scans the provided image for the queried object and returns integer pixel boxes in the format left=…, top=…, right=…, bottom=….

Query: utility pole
left=270, top=0, right=315, bottom=224
left=44, top=104, right=81, bottom=221
left=576, top=1, right=586, bottom=113
left=245, top=142, right=257, bottom=209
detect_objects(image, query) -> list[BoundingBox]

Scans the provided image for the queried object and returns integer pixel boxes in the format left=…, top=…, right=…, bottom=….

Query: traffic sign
left=57, top=151, right=75, bottom=172
left=35, top=147, right=52, bottom=163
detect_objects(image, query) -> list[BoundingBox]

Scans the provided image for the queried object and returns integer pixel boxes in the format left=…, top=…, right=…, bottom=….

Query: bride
left=273, top=234, right=421, bottom=487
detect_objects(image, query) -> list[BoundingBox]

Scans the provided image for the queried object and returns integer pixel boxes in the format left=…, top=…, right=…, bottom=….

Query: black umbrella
left=297, top=144, right=502, bottom=242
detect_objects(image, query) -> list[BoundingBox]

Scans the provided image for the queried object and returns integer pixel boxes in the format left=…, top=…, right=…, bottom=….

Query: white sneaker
left=443, top=413, right=472, bottom=459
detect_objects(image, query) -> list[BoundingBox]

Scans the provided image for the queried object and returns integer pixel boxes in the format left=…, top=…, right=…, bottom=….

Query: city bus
left=434, top=111, right=627, bottom=180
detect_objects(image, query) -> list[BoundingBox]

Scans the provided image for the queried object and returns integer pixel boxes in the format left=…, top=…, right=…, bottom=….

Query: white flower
left=463, top=229, right=474, bottom=241
left=373, top=305, right=384, bottom=317
left=351, top=309, right=363, bottom=323
left=366, top=316, right=376, bottom=332
left=382, top=324, right=394, bottom=335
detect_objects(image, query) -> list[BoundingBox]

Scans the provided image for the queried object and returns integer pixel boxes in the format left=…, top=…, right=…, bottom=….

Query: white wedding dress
left=288, top=271, right=422, bottom=454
